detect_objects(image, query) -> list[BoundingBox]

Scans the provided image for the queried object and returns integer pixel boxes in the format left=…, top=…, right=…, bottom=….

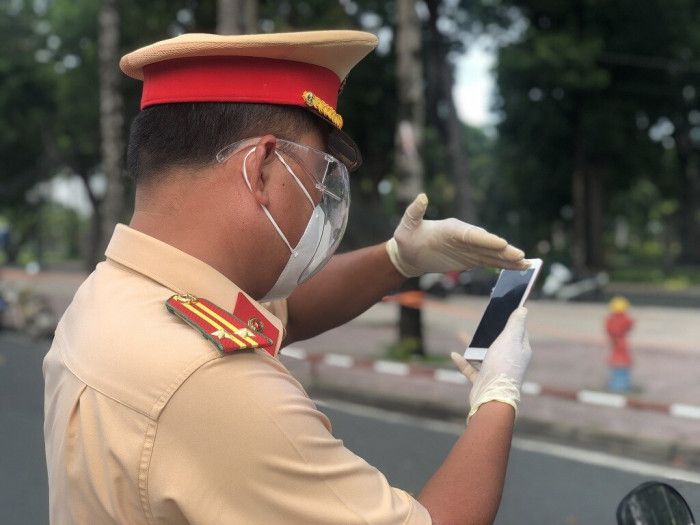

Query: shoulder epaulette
left=166, top=294, right=273, bottom=354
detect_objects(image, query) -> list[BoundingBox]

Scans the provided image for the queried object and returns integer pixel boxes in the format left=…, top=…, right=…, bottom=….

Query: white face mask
left=263, top=206, right=326, bottom=301
left=242, top=148, right=331, bottom=301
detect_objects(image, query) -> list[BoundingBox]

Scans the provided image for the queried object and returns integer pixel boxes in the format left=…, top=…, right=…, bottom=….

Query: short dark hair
left=127, top=102, right=326, bottom=184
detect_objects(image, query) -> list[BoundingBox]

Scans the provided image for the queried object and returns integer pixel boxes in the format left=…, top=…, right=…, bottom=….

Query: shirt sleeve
left=146, top=352, right=431, bottom=525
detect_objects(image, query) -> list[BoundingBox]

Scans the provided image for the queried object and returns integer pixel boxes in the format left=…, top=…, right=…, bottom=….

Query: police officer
left=44, top=31, right=532, bottom=524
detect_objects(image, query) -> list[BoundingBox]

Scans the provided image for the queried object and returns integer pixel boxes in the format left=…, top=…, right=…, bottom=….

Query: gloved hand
left=450, top=307, right=532, bottom=422
left=385, top=193, right=527, bottom=278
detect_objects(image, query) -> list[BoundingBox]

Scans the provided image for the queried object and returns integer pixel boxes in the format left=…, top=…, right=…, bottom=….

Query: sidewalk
left=4, top=267, right=700, bottom=466
left=283, top=297, right=700, bottom=466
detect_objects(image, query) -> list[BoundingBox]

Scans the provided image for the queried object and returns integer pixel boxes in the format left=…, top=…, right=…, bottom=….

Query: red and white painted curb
left=280, top=347, right=700, bottom=421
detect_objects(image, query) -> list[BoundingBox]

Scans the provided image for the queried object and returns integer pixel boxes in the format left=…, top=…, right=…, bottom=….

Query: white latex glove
left=450, top=307, right=532, bottom=422
left=385, top=193, right=527, bottom=278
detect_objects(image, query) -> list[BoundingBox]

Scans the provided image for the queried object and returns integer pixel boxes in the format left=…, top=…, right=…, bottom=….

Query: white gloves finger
left=400, top=192, right=428, bottom=230
left=450, top=307, right=532, bottom=422
left=450, top=352, right=479, bottom=383
left=386, top=193, right=527, bottom=278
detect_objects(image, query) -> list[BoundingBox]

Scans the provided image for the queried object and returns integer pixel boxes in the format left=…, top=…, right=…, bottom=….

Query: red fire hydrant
left=605, top=296, right=634, bottom=391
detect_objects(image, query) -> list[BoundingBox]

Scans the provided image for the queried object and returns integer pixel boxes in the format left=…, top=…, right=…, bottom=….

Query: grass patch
left=609, top=265, right=700, bottom=287
left=383, top=338, right=451, bottom=366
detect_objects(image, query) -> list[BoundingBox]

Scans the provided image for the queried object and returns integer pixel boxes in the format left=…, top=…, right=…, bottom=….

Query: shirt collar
left=105, top=223, right=283, bottom=355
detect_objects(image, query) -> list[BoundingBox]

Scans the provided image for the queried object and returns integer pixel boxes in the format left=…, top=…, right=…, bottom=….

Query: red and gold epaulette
left=166, top=294, right=274, bottom=355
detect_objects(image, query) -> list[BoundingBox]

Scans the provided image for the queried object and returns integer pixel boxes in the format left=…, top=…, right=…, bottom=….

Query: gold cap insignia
left=303, top=91, right=344, bottom=129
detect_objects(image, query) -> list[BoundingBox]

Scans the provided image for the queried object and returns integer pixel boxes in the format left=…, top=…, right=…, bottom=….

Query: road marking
left=434, top=369, right=467, bottom=384
left=512, top=438, right=700, bottom=485
left=670, top=403, right=700, bottom=420
left=373, top=360, right=410, bottom=376
left=280, top=347, right=307, bottom=360
left=521, top=381, right=542, bottom=396
left=315, top=397, right=700, bottom=485
left=577, top=390, right=627, bottom=409
left=324, top=353, right=354, bottom=368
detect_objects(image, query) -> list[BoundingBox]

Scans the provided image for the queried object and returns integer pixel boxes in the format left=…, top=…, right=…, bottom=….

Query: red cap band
left=141, top=55, right=341, bottom=110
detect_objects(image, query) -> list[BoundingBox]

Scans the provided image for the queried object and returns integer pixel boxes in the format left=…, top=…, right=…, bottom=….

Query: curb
left=281, top=347, right=700, bottom=421
left=305, top=383, right=700, bottom=468
left=281, top=347, right=700, bottom=468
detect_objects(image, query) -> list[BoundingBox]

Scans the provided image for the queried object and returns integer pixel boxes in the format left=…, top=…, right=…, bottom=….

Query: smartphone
left=463, top=258, right=542, bottom=362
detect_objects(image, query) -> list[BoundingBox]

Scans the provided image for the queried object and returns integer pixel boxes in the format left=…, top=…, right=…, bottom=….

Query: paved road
left=1, top=332, right=698, bottom=524
left=321, top=399, right=700, bottom=524
left=0, top=332, right=48, bottom=525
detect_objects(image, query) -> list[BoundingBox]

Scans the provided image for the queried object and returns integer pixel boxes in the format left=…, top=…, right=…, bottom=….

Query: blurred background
left=1, top=1, right=700, bottom=524
left=3, top=0, right=700, bottom=290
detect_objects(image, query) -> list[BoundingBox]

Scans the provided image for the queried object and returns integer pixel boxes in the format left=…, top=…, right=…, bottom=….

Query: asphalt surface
left=321, top=399, right=700, bottom=524
left=0, top=332, right=49, bottom=525
left=1, top=332, right=698, bottom=525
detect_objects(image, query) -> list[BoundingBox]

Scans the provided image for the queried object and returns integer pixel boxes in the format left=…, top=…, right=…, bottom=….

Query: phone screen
left=469, top=267, right=536, bottom=349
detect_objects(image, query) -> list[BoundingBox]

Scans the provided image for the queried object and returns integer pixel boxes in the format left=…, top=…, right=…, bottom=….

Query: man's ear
left=244, top=135, right=277, bottom=207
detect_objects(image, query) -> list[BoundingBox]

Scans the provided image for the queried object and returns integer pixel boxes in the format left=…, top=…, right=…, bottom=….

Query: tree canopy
left=2, top=0, right=700, bottom=279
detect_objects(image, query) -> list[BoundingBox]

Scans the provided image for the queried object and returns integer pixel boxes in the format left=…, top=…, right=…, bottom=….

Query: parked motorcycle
left=0, top=286, right=57, bottom=340
left=541, top=261, right=609, bottom=301
left=420, top=268, right=498, bottom=297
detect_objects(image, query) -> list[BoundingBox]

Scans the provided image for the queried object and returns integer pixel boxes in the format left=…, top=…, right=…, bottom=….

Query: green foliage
left=47, top=0, right=194, bottom=173
left=0, top=0, right=195, bottom=263
left=492, top=0, right=700, bottom=269
left=385, top=336, right=422, bottom=361
left=39, top=202, right=86, bottom=262
left=47, top=0, right=100, bottom=174
left=0, top=2, right=56, bottom=203
left=384, top=337, right=450, bottom=364
left=609, top=265, right=700, bottom=287
left=0, top=2, right=58, bottom=264
left=3, top=0, right=700, bottom=276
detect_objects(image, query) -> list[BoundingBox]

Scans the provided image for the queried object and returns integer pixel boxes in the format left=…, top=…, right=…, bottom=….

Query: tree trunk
left=571, top=119, right=607, bottom=273
left=87, top=206, right=104, bottom=273
left=446, top=86, right=475, bottom=223
left=571, top=106, right=588, bottom=274
left=395, top=0, right=425, bottom=356
left=217, top=0, right=241, bottom=34
left=98, top=0, right=125, bottom=267
left=586, top=166, right=605, bottom=270
left=570, top=2, right=593, bottom=275
left=78, top=172, right=104, bottom=271
left=395, top=0, right=424, bottom=203
left=5, top=244, right=20, bottom=265
left=217, top=0, right=257, bottom=34
left=425, top=0, right=476, bottom=222
left=244, top=0, right=257, bottom=33
left=675, top=129, right=700, bottom=263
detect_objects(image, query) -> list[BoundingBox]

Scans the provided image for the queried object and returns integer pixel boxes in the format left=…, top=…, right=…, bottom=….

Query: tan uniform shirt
left=43, top=224, right=431, bottom=524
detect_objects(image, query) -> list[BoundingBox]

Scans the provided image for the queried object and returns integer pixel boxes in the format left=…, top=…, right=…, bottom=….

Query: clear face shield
left=216, top=138, right=351, bottom=295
